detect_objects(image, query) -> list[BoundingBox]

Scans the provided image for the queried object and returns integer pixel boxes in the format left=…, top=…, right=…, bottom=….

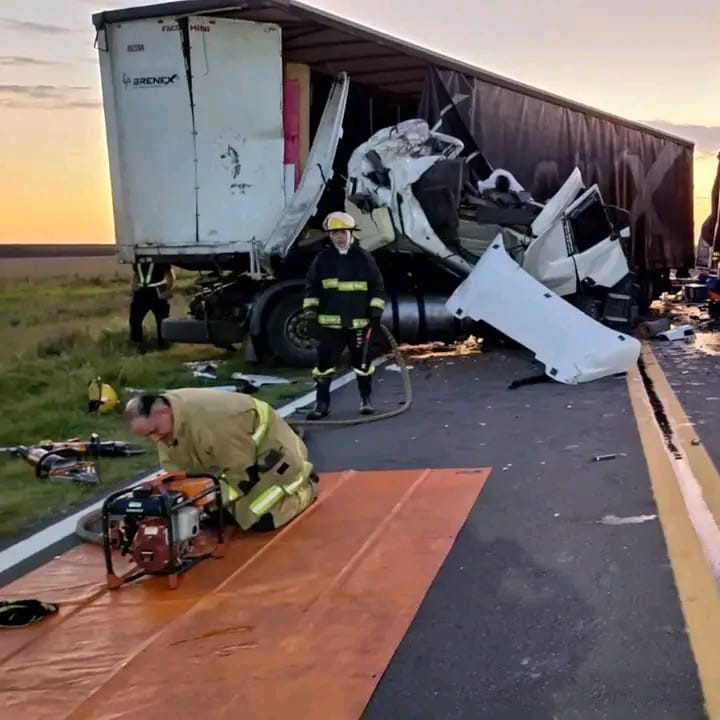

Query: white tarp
left=445, top=236, right=641, bottom=384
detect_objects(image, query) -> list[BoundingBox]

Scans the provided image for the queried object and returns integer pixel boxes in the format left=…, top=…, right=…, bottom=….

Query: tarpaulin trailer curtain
left=419, top=68, right=695, bottom=272
left=701, top=152, right=720, bottom=255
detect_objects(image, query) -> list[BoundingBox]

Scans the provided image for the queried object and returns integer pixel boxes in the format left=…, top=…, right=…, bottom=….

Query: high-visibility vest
left=135, top=263, right=166, bottom=289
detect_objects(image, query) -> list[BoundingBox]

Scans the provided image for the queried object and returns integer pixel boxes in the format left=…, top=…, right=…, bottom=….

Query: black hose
left=75, top=507, right=103, bottom=545
left=288, top=323, right=412, bottom=427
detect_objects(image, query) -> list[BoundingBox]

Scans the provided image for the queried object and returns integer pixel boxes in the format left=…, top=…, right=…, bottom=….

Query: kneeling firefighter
left=303, top=211, right=386, bottom=420
left=123, top=388, right=318, bottom=532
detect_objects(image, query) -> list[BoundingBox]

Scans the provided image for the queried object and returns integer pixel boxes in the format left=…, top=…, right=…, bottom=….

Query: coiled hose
left=75, top=324, right=412, bottom=545
left=289, top=323, right=412, bottom=427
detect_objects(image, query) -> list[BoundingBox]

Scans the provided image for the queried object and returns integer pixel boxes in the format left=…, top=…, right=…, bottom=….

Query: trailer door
left=188, top=17, right=284, bottom=247
left=102, top=17, right=197, bottom=250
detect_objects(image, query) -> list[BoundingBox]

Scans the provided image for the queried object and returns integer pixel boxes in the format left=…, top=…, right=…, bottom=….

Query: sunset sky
left=1, top=0, right=718, bottom=245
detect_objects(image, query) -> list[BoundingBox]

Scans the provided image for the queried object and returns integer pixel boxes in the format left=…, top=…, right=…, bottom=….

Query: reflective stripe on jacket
left=156, top=388, right=313, bottom=530
left=303, top=244, right=385, bottom=330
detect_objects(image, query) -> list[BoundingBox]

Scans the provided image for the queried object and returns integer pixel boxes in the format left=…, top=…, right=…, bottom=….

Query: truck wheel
left=637, top=271, right=657, bottom=315
left=265, top=293, right=317, bottom=368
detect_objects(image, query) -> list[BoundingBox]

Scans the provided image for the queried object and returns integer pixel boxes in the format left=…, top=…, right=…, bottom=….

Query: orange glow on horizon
left=0, top=107, right=715, bottom=246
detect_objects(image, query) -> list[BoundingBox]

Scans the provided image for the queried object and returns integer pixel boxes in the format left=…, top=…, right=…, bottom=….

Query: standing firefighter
left=303, top=211, right=386, bottom=420
left=129, top=260, right=175, bottom=352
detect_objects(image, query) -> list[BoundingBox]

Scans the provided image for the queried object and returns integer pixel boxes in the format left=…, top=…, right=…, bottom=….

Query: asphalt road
left=297, top=346, right=708, bottom=720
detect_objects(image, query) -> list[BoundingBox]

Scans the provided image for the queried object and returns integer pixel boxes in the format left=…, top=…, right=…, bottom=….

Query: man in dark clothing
left=129, top=260, right=175, bottom=352
left=303, top=211, right=386, bottom=419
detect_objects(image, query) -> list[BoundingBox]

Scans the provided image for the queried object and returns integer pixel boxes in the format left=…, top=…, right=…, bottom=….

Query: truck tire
left=637, top=270, right=659, bottom=315
left=264, top=292, right=317, bottom=368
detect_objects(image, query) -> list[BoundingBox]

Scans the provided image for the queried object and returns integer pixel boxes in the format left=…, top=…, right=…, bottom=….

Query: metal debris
left=598, top=514, right=657, bottom=526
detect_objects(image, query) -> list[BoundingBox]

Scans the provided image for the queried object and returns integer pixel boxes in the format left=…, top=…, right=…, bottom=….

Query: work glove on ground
left=0, top=599, right=58, bottom=628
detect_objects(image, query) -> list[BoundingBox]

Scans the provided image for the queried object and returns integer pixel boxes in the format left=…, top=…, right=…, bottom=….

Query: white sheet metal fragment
left=230, top=372, right=292, bottom=386
left=259, top=72, right=349, bottom=265
left=598, top=514, right=658, bottom=526
left=445, top=236, right=641, bottom=384
left=656, top=325, right=696, bottom=341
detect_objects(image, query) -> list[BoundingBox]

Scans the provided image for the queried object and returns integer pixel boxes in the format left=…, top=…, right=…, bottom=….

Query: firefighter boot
left=357, top=373, right=374, bottom=415
left=306, top=376, right=331, bottom=420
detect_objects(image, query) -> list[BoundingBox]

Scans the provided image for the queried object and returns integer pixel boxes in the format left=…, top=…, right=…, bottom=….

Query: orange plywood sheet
left=0, top=468, right=490, bottom=720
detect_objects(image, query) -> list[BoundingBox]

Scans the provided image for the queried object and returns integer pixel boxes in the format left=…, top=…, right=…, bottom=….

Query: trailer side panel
left=420, top=68, right=695, bottom=271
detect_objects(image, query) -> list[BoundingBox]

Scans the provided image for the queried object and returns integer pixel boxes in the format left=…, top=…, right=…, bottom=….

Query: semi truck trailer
left=92, top=0, right=695, bottom=367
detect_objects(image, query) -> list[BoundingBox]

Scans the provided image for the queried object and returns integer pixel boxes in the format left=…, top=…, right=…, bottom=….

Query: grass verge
left=0, top=267, right=313, bottom=540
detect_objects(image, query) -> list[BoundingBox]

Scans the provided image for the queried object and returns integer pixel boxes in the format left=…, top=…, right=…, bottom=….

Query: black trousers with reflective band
left=314, top=327, right=374, bottom=397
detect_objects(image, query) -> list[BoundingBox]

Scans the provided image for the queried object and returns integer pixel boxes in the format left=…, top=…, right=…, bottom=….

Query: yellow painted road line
left=642, top=344, right=720, bottom=530
left=628, top=345, right=720, bottom=719
left=639, top=346, right=720, bottom=579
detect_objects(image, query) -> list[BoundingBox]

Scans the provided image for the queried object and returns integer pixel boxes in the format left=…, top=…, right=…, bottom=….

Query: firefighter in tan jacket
left=123, top=388, right=318, bottom=531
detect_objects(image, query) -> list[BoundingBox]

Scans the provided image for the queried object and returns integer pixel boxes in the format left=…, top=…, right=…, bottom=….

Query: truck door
left=188, top=17, right=285, bottom=248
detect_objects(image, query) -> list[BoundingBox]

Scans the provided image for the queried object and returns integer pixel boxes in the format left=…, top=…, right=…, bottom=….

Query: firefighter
left=129, top=260, right=175, bottom=352
left=303, top=211, right=386, bottom=420
left=123, top=388, right=319, bottom=532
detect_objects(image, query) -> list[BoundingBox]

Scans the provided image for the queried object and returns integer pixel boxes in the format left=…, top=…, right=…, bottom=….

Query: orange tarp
left=0, top=467, right=490, bottom=720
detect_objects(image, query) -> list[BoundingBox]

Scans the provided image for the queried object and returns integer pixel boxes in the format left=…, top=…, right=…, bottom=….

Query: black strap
left=237, top=465, right=261, bottom=496
left=237, top=449, right=286, bottom=494
left=508, top=374, right=552, bottom=390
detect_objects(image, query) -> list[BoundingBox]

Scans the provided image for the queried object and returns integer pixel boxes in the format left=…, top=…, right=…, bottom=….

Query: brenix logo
left=121, top=73, right=178, bottom=88
left=162, top=23, right=210, bottom=32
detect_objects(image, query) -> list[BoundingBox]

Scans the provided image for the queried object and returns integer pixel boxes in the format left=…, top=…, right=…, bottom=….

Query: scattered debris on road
left=656, top=324, right=696, bottom=342
left=385, top=363, right=414, bottom=372
left=230, top=372, right=294, bottom=386
left=598, top=514, right=658, bottom=526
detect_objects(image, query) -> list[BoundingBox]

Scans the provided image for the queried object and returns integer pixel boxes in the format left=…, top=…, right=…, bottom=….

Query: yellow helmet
left=87, top=377, right=119, bottom=413
left=322, top=211, right=357, bottom=232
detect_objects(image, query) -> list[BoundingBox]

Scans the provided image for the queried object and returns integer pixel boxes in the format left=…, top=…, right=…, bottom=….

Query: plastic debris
left=593, top=454, right=617, bottom=462
left=230, top=373, right=293, bottom=386
left=656, top=324, right=695, bottom=342
left=385, top=363, right=414, bottom=372
left=598, top=514, right=657, bottom=526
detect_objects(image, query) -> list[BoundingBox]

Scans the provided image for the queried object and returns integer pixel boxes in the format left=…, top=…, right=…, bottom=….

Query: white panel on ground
left=445, top=237, right=641, bottom=384
left=190, top=17, right=285, bottom=248
left=104, top=18, right=196, bottom=250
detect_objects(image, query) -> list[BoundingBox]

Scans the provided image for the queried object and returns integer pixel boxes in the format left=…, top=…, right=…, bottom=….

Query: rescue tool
left=101, top=471, right=226, bottom=590
left=0, top=434, right=146, bottom=459
left=3, top=445, right=100, bottom=485
left=1, top=434, right=146, bottom=485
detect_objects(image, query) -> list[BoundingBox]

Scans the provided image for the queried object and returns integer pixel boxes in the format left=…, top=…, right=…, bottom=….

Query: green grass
left=0, top=271, right=314, bottom=540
